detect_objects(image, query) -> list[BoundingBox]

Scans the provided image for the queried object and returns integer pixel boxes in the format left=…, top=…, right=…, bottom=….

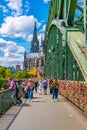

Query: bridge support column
left=58, top=31, right=63, bottom=79
left=66, top=45, right=73, bottom=80
left=84, top=0, right=87, bottom=46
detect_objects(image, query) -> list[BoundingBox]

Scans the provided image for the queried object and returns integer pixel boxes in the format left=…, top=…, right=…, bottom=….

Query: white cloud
left=4, top=42, right=25, bottom=57
left=0, top=57, right=24, bottom=67
left=5, top=0, right=22, bottom=16
left=4, top=43, right=25, bottom=55
left=38, top=33, right=45, bottom=45
left=24, top=1, right=30, bottom=14
left=0, top=38, right=25, bottom=67
left=0, top=38, right=8, bottom=47
left=40, top=24, right=46, bottom=32
left=0, top=38, right=25, bottom=53
left=0, top=15, right=41, bottom=39
left=0, top=5, right=8, bottom=13
left=5, top=44, right=18, bottom=53
left=43, top=0, right=50, bottom=3
left=27, top=34, right=33, bottom=42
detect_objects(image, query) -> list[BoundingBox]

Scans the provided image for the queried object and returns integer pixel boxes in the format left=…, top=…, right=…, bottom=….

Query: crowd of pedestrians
left=21, top=78, right=59, bottom=102
left=8, top=77, right=59, bottom=105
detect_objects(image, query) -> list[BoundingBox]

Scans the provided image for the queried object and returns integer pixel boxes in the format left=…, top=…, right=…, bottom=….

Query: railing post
left=84, top=0, right=87, bottom=46
left=0, top=93, right=2, bottom=115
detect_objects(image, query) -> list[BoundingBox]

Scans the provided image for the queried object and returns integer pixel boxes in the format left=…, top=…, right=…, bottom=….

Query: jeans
left=16, top=89, right=22, bottom=103
left=52, top=88, right=58, bottom=100
left=12, top=90, right=17, bottom=104
left=28, top=89, right=33, bottom=100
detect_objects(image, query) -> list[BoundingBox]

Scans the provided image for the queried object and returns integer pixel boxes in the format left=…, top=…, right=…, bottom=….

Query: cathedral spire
left=33, top=21, right=38, bottom=41
left=30, top=21, right=39, bottom=53
left=24, top=51, right=26, bottom=61
left=23, top=51, right=27, bottom=71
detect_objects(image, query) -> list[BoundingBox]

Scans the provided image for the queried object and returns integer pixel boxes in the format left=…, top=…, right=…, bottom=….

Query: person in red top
left=27, top=79, right=34, bottom=102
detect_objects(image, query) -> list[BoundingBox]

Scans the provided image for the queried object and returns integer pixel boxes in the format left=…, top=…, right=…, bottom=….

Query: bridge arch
left=45, top=0, right=86, bottom=81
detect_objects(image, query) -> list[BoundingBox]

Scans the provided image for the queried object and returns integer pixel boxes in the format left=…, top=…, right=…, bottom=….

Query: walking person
left=42, top=78, right=48, bottom=94
left=49, top=78, right=53, bottom=94
left=38, top=80, right=43, bottom=95
left=27, top=79, right=34, bottom=102
left=51, top=79, right=59, bottom=102
left=22, top=80, right=26, bottom=97
left=15, top=82, right=22, bottom=105
left=34, top=79, right=38, bottom=92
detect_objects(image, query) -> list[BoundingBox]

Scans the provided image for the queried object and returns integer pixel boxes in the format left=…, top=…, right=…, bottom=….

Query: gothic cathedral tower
left=23, top=21, right=45, bottom=71
left=30, top=21, right=39, bottom=53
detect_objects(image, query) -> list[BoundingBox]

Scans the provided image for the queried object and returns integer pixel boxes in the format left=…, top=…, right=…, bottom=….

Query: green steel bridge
left=45, top=0, right=87, bottom=82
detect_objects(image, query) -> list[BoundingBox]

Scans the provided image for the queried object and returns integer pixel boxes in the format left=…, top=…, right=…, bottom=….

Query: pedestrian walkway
left=0, top=91, right=87, bottom=130
left=0, top=98, right=27, bottom=130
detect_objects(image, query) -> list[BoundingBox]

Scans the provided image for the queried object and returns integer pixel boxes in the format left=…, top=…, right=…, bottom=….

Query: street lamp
left=49, top=46, right=55, bottom=53
left=48, top=46, right=56, bottom=78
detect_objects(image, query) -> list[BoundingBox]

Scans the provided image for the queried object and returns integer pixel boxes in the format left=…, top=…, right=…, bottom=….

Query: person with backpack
left=8, top=78, right=17, bottom=105
left=8, top=78, right=22, bottom=105
left=51, top=79, right=59, bottom=102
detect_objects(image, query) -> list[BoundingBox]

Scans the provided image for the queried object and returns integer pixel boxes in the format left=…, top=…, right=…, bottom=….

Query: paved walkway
left=0, top=91, right=87, bottom=130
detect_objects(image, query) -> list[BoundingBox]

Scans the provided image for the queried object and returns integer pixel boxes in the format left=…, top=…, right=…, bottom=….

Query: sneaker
left=27, top=99, right=30, bottom=102
left=52, top=99, right=55, bottom=102
left=55, top=99, right=58, bottom=102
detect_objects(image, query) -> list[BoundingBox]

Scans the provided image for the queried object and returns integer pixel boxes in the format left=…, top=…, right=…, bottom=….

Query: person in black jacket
left=15, top=83, right=22, bottom=105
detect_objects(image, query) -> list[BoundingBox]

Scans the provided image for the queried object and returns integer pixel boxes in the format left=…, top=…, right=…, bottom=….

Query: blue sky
left=0, top=0, right=50, bottom=68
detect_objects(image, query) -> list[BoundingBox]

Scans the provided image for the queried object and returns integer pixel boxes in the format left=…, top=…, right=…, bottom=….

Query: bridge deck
left=0, top=91, right=87, bottom=130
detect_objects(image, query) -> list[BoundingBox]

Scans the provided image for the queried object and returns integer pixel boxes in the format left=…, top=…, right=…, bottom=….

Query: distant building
left=23, top=22, right=45, bottom=71
left=8, top=66, right=16, bottom=74
left=16, top=65, right=21, bottom=71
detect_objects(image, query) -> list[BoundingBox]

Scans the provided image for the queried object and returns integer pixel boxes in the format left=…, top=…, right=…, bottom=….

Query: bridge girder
left=45, top=0, right=87, bottom=82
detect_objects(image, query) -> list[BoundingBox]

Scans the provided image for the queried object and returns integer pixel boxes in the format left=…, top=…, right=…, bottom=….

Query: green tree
left=5, top=69, right=13, bottom=79
left=0, top=78, right=4, bottom=90
left=15, top=71, right=29, bottom=79
left=0, top=66, right=7, bottom=79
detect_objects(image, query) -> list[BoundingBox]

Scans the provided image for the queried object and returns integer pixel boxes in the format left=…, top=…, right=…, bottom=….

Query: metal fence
left=0, top=89, right=13, bottom=116
left=0, top=80, right=22, bottom=116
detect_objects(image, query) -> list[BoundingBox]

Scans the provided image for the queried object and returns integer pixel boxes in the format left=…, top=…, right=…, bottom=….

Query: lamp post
left=48, top=46, right=56, bottom=79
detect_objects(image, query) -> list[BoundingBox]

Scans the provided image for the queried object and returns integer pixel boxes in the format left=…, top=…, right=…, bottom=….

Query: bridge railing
left=0, top=89, right=13, bottom=116
left=59, top=80, right=87, bottom=112
left=0, top=81, right=22, bottom=116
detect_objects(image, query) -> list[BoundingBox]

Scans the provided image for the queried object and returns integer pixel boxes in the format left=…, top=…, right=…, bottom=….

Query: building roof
left=26, top=53, right=44, bottom=59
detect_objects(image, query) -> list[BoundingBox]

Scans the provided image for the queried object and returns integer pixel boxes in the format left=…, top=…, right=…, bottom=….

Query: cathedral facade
left=23, top=22, right=45, bottom=71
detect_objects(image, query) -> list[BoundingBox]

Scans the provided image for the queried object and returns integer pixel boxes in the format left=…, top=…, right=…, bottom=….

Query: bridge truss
left=45, top=0, right=87, bottom=81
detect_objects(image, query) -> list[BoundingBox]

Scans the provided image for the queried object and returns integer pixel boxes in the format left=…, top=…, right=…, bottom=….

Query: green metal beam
left=84, top=0, right=87, bottom=45
left=58, top=31, right=63, bottom=79
left=65, top=0, right=70, bottom=19
left=66, top=45, right=73, bottom=80
left=58, top=0, right=64, bottom=19
left=54, top=26, right=58, bottom=78
left=67, top=0, right=77, bottom=26
left=55, top=0, right=59, bottom=18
